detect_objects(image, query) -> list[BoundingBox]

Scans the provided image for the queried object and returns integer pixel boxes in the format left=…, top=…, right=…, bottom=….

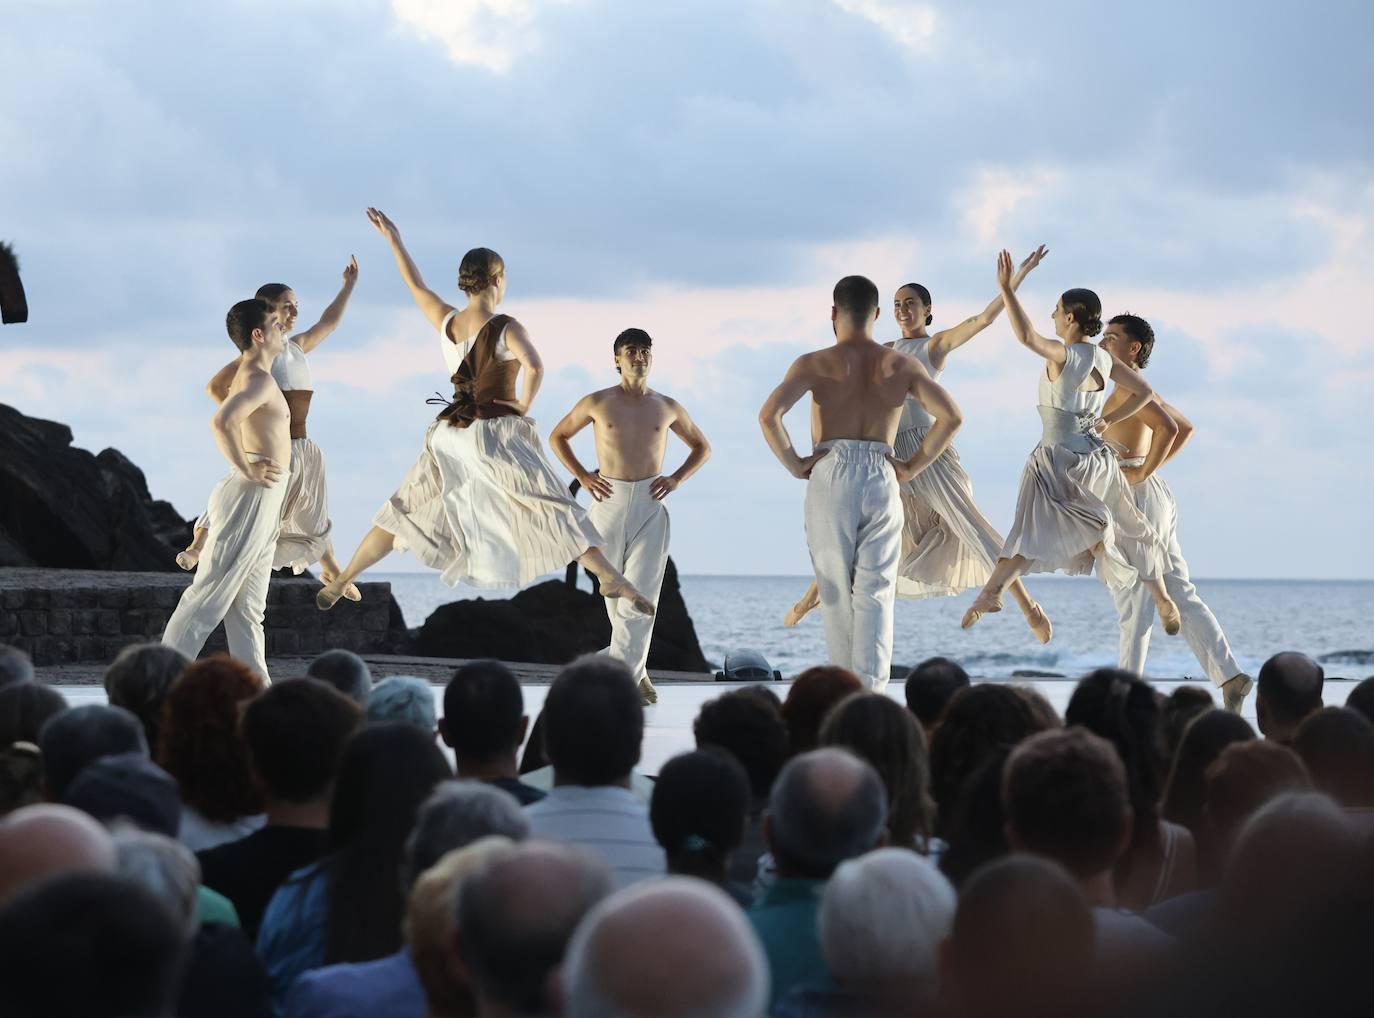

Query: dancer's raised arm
left=888, top=368, right=962, bottom=482
left=366, top=207, right=454, bottom=330
left=759, top=356, right=828, bottom=479
left=929, top=245, right=1047, bottom=369
left=294, top=256, right=359, bottom=353
left=996, top=249, right=1066, bottom=366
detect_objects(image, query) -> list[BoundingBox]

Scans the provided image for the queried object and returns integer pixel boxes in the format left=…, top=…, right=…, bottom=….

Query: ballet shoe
left=784, top=596, right=820, bottom=628
left=1221, top=672, right=1254, bottom=714
left=600, top=578, right=656, bottom=616
left=639, top=676, right=659, bottom=706
left=1157, top=598, right=1182, bottom=635
left=175, top=550, right=200, bottom=571
left=1024, top=601, right=1053, bottom=645
left=316, top=585, right=344, bottom=611
left=961, top=591, right=1003, bottom=630
left=321, top=573, right=362, bottom=603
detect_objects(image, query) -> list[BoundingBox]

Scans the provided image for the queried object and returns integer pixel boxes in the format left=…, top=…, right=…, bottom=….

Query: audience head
left=1065, top=668, right=1166, bottom=853
left=0, top=644, right=34, bottom=689
left=1003, top=727, right=1131, bottom=881
left=1012, top=685, right=1062, bottom=730
left=903, top=656, right=969, bottom=732
left=111, top=824, right=201, bottom=938
left=1160, top=708, right=1254, bottom=838
left=440, top=660, right=527, bottom=768
left=929, top=683, right=1044, bottom=830
left=157, top=655, right=263, bottom=823
left=937, top=747, right=1013, bottom=889
left=650, top=749, right=749, bottom=884
left=324, top=722, right=452, bottom=964
left=38, top=703, right=146, bottom=801
left=1292, top=707, right=1374, bottom=808
left=820, top=691, right=934, bottom=847
left=765, top=747, right=888, bottom=880
left=367, top=675, right=437, bottom=733
left=242, top=676, right=362, bottom=805
left=63, top=752, right=182, bottom=836
left=306, top=649, right=373, bottom=707
left=1344, top=675, right=1374, bottom=727
left=456, top=842, right=613, bottom=1016
left=0, top=681, right=68, bottom=747
left=0, top=803, right=116, bottom=905
left=1162, top=684, right=1216, bottom=763
left=946, top=855, right=1095, bottom=1018
left=0, top=742, right=44, bottom=815
left=0, top=872, right=186, bottom=1018
left=102, top=643, right=188, bottom=752
left=520, top=709, right=549, bottom=774
left=1256, top=651, right=1323, bottom=742
left=693, top=687, right=789, bottom=800
left=780, top=666, right=864, bottom=755
left=1201, top=740, right=1310, bottom=876
left=563, top=877, right=768, bottom=1018
left=402, top=781, right=529, bottom=892
left=820, top=848, right=954, bottom=1002
left=543, top=656, right=643, bottom=787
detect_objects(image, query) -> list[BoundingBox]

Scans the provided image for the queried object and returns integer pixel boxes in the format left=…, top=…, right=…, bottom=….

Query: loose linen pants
left=804, top=440, right=903, bottom=691
left=1111, top=473, right=1241, bottom=686
left=163, top=465, right=287, bottom=682
left=589, top=477, right=670, bottom=682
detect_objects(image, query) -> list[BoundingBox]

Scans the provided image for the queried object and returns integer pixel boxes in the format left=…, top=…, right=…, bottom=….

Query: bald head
left=767, top=748, right=888, bottom=879
left=456, top=841, right=612, bottom=1015
left=1257, top=652, right=1324, bottom=741
left=564, top=877, right=768, bottom=1018
left=0, top=803, right=116, bottom=904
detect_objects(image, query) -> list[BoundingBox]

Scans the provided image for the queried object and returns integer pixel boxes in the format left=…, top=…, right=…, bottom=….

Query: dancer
left=548, top=328, right=711, bottom=704
left=162, top=299, right=288, bottom=681
left=760, top=275, right=962, bottom=691
left=785, top=249, right=1053, bottom=644
left=961, top=252, right=1181, bottom=634
left=316, top=208, right=655, bottom=615
left=178, top=261, right=361, bottom=602
left=1099, top=313, right=1252, bottom=711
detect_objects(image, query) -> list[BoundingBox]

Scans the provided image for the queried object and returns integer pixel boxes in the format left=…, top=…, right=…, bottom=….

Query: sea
left=375, top=572, right=1374, bottom=681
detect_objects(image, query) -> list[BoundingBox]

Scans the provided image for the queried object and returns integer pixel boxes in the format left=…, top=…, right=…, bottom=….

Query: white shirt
left=524, top=784, right=665, bottom=890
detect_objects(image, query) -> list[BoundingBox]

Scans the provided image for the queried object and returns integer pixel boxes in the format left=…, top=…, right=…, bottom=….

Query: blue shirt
left=747, top=877, right=831, bottom=1008
left=284, top=949, right=424, bottom=1018
left=257, top=862, right=329, bottom=1015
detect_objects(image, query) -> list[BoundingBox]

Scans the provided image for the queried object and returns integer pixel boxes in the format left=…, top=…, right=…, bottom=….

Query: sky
left=2, top=0, right=1371, bottom=581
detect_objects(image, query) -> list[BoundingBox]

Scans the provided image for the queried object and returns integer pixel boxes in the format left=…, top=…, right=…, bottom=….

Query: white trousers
left=804, top=440, right=903, bottom=692
left=163, top=465, right=287, bottom=682
left=589, top=477, right=670, bottom=682
left=1111, top=475, right=1241, bottom=686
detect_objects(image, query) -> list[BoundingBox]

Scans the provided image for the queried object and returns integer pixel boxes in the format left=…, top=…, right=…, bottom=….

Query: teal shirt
left=196, top=885, right=239, bottom=927
left=747, top=877, right=831, bottom=1007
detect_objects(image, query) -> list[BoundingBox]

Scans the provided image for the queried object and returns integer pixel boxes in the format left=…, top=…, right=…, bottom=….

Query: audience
left=563, top=878, right=768, bottom=1018
left=103, top=642, right=189, bottom=752
left=197, top=678, right=363, bottom=937
left=937, top=746, right=1012, bottom=888
left=1160, top=685, right=1215, bottom=764
left=524, top=656, right=664, bottom=889
left=693, top=686, right=789, bottom=886
left=0, top=643, right=35, bottom=688
left=455, top=841, right=614, bottom=1018
left=64, top=751, right=183, bottom=837
left=0, top=741, right=44, bottom=815
left=0, top=802, right=116, bottom=903
left=1196, top=740, right=1311, bottom=886
left=0, top=679, right=68, bottom=747
left=367, top=675, right=437, bottom=733
left=306, top=649, right=373, bottom=707
left=1345, top=675, right=1374, bottom=726
left=440, top=660, right=544, bottom=805
left=159, top=656, right=266, bottom=850
left=1292, top=707, right=1374, bottom=814
left=38, top=702, right=147, bottom=800
left=1255, top=650, right=1323, bottom=745
left=650, top=748, right=752, bottom=904
left=780, top=666, right=864, bottom=755
left=1159, top=709, right=1254, bottom=842
left=902, top=655, right=969, bottom=736
left=1066, top=669, right=1197, bottom=908
left=819, top=691, right=934, bottom=851
left=749, top=748, right=888, bottom=1007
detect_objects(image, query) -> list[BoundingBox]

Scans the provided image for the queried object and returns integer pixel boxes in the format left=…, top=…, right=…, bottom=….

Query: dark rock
left=1012, top=669, right=1066, bottom=678
left=0, top=242, right=27, bottom=325
left=1319, top=650, right=1374, bottom=665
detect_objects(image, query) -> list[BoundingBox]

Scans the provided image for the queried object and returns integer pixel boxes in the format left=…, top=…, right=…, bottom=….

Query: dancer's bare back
left=792, top=342, right=943, bottom=445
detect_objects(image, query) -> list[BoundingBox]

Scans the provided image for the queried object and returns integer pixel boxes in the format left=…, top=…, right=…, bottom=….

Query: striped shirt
left=524, top=785, right=666, bottom=890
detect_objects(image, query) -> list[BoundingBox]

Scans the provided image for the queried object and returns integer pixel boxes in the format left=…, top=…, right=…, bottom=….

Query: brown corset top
left=284, top=390, right=313, bottom=440
left=435, top=314, right=522, bottom=429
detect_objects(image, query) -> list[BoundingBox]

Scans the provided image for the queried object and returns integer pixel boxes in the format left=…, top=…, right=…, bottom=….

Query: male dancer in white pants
left=550, top=328, right=711, bottom=704
left=759, top=276, right=962, bottom=691
left=1099, top=313, right=1252, bottom=712
left=162, top=299, right=289, bottom=682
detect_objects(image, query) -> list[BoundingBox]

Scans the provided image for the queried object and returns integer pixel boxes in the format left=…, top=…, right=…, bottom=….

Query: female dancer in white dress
left=315, top=209, right=654, bottom=615
left=785, top=248, right=1053, bottom=643
left=960, top=251, right=1181, bottom=634
left=178, top=262, right=361, bottom=602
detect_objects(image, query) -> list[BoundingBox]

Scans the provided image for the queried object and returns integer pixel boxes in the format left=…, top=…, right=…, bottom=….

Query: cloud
left=389, top=0, right=547, bottom=72
left=832, top=0, right=939, bottom=55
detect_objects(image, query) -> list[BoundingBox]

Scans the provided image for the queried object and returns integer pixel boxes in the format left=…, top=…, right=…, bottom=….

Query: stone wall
left=0, top=568, right=409, bottom=666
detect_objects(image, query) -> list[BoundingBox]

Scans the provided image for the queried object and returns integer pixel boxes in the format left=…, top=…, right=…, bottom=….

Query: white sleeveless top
left=439, top=310, right=516, bottom=376
left=1038, top=342, right=1112, bottom=415
left=894, top=336, right=940, bottom=431
left=270, top=340, right=311, bottom=392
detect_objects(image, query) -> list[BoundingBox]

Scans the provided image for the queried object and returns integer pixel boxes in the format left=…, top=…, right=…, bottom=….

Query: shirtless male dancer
left=162, top=299, right=289, bottom=681
left=760, top=275, right=962, bottom=691
left=1099, top=313, right=1253, bottom=712
left=549, top=328, right=712, bottom=705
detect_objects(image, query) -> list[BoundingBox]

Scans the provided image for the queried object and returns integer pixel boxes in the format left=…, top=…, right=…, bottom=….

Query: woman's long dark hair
left=322, top=724, right=451, bottom=964
left=1160, top=709, right=1255, bottom=837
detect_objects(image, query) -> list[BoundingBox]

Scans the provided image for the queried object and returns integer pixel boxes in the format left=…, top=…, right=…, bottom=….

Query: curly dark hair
left=157, top=655, right=264, bottom=822
left=693, top=688, right=789, bottom=798
left=781, top=666, right=864, bottom=756
left=1108, top=313, right=1156, bottom=368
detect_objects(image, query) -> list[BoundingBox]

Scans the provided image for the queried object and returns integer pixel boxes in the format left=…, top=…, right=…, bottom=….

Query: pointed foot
left=1221, top=672, right=1254, bottom=714
left=175, top=550, right=199, bottom=572
left=601, top=577, right=656, bottom=616
left=639, top=676, right=658, bottom=705
left=961, top=591, right=1003, bottom=630
left=784, top=595, right=820, bottom=628
left=1024, top=601, right=1053, bottom=644
left=1158, top=597, right=1182, bottom=635
left=316, top=585, right=344, bottom=611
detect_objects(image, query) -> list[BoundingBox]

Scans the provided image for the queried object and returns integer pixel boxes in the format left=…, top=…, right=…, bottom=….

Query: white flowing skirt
left=374, top=416, right=601, bottom=589
left=274, top=437, right=331, bottom=572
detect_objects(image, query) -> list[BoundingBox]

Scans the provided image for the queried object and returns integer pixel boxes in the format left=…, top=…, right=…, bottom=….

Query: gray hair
left=306, top=650, right=373, bottom=707
left=102, top=643, right=189, bottom=749
left=820, top=848, right=955, bottom=995
left=367, top=676, right=437, bottom=732
left=111, top=823, right=200, bottom=938
left=402, top=780, right=529, bottom=891
left=769, top=748, right=888, bottom=875
left=0, top=644, right=35, bottom=690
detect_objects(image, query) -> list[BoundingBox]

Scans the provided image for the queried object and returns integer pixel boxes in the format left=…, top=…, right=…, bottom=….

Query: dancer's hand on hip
left=887, top=455, right=921, bottom=482
left=649, top=475, right=678, bottom=501
left=245, top=459, right=283, bottom=487
left=792, top=449, right=829, bottom=480
left=580, top=471, right=614, bottom=502
left=365, top=207, right=399, bottom=242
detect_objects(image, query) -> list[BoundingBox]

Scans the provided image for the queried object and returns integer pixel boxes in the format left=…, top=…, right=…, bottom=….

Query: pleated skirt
left=274, top=437, right=332, bottom=572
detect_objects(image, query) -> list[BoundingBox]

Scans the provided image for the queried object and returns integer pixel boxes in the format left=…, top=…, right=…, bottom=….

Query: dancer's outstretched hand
left=342, top=254, right=359, bottom=286
left=246, top=459, right=283, bottom=487
left=649, top=475, right=678, bottom=501
left=995, top=249, right=1015, bottom=289
left=792, top=448, right=829, bottom=480
left=1018, top=244, right=1048, bottom=276
left=366, top=207, right=399, bottom=242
